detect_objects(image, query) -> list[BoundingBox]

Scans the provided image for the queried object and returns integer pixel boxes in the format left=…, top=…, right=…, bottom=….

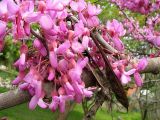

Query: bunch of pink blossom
left=111, top=0, right=160, bottom=14
left=0, top=0, right=152, bottom=112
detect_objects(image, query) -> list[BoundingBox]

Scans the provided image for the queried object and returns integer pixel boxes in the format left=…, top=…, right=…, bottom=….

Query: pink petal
left=112, top=37, right=124, bottom=51
left=0, top=1, right=7, bottom=16
left=58, top=59, right=68, bottom=72
left=77, top=57, right=88, bottom=69
left=49, top=96, right=59, bottom=111
left=59, top=97, right=65, bottom=113
left=71, top=41, right=84, bottom=53
left=24, top=22, right=30, bottom=36
left=125, top=68, right=136, bottom=75
left=65, top=82, right=74, bottom=91
left=71, top=81, right=83, bottom=95
left=12, top=71, right=25, bottom=85
left=7, top=0, right=19, bottom=15
left=39, top=15, right=53, bottom=30
left=19, top=53, right=26, bottom=65
left=48, top=67, right=55, bottom=81
left=35, top=81, right=42, bottom=98
left=38, top=98, right=47, bottom=109
left=23, top=12, right=41, bottom=23
left=120, top=74, right=131, bottom=84
left=137, top=58, right=148, bottom=71
left=56, top=41, right=70, bottom=54
left=69, top=67, right=82, bottom=83
left=82, top=36, right=89, bottom=49
left=134, top=72, right=143, bottom=87
left=19, top=83, right=29, bottom=90
left=29, top=95, right=39, bottom=110
left=0, top=20, right=6, bottom=38
left=87, top=3, right=102, bottom=16
left=83, top=89, right=92, bottom=97
left=49, top=51, right=58, bottom=68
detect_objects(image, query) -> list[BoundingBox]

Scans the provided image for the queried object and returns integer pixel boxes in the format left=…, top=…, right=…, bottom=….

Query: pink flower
left=49, top=51, right=58, bottom=68
left=58, top=59, right=69, bottom=73
left=0, top=20, right=7, bottom=48
left=133, top=58, right=148, bottom=86
left=87, top=3, right=102, bottom=16
left=7, top=0, right=19, bottom=16
left=12, top=71, right=25, bottom=85
left=23, top=12, right=41, bottom=23
left=49, top=96, right=59, bottom=111
left=39, top=15, right=53, bottom=30
left=0, top=20, right=6, bottom=41
left=120, top=68, right=136, bottom=84
left=87, top=16, right=100, bottom=27
left=29, top=95, right=47, bottom=110
left=46, top=0, right=70, bottom=11
left=48, top=67, right=55, bottom=81
left=82, top=36, right=90, bottom=49
left=0, top=1, right=7, bottom=17
left=34, top=38, right=47, bottom=56
left=70, top=0, right=86, bottom=12
left=112, top=36, right=124, bottom=51
left=56, top=41, right=70, bottom=54
left=106, top=19, right=126, bottom=37
left=71, top=41, right=84, bottom=54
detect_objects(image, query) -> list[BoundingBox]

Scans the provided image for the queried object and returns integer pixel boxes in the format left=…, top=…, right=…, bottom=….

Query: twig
left=30, top=28, right=49, bottom=56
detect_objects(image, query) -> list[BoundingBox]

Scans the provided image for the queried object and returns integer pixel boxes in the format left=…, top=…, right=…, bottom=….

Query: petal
left=24, top=22, right=30, bottom=36
left=82, top=36, right=89, bottom=49
left=12, top=71, right=25, bottom=85
left=125, top=69, right=136, bottom=75
left=38, top=98, right=47, bottom=109
left=69, top=67, right=82, bottom=83
left=49, top=96, right=59, bottom=111
left=77, top=57, right=88, bottom=69
left=120, top=74, right=131, bottom=84
left=83, top=89, right=92, bottom=97
left=0, top=1, right=7, bottom=16
left=65, top=82, right=74, bottom=91
left=49, top=51, right=58, bottom=68
left=29, top=95, right=39, bottom=110
left=35, top=81, right=42, bottom=98
left=48, top=67, right=55, bottom=81
left=71, top=41, right=84, bottom=53
left=134, top=72, right=143, bottom=87
left=19, top=83, right=29, bottom=90
left=19, top=53, right=26, bottom=65
left=0, top=20, right=6, bottom=38
left=58, top=59, right=68, bottom=72
left=23, top=12, right=41, bottom=23
left=56, top=41, right=70, bottom=54
left=59, top=98, right=65, bottom=113
left=112, top=37, right=124, bottom=51
left=7, top=0, right=19, bottom=15
left=137, top=58, right=148, bottom=71
left=39, top=15, right=53, bottom=30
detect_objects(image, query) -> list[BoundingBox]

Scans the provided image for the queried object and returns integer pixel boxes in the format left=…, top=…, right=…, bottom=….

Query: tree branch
left=1, top=57, right=160, bottom=111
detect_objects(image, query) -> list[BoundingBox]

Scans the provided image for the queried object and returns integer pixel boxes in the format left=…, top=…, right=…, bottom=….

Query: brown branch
left=0, top=89, right=31, bottom=111
left=1, top=57, right=160, bottom=111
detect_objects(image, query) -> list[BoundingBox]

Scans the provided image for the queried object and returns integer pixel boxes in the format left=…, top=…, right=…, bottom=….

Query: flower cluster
left=0, top=0, right=153, bottom=113
left=111, top=0, right=160, bottom=14
left=123, top=15, right=160, bottom=48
